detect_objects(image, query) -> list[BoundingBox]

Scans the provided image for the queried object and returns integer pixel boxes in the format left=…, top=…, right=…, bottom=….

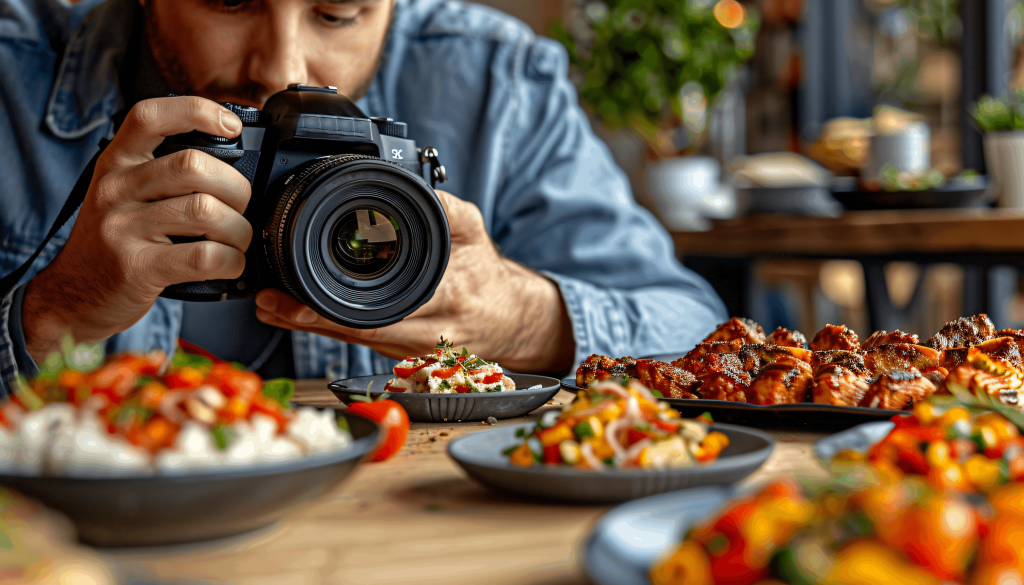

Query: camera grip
left=153, top=143, right=260, bottom=184
left=161, top=280, right=233, bottom=301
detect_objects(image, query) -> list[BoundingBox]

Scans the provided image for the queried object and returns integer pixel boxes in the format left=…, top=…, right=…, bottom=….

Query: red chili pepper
left=431, top=366, right=460, bottom=379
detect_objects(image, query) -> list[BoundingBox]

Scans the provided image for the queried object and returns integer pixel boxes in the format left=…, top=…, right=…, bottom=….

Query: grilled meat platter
left=575, top=315, right=1024, bottom=412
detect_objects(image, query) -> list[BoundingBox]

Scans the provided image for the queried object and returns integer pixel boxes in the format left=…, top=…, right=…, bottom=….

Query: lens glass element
left=330, top=208, right=401, bottom=279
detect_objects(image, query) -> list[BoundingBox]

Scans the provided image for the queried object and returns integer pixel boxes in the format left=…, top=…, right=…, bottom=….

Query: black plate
left=330, top=374, right=560, bottom=422
left=0, top=412, right=379, bottom=547
left=560, top=378, right=895, bottom=431
left=829, top=175, right=993, bottom=210
left=448, top=423, right=772, bottom=504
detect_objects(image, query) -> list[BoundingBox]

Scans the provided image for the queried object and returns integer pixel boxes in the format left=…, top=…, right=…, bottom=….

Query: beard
left=143, top=3, right=390, bottom=106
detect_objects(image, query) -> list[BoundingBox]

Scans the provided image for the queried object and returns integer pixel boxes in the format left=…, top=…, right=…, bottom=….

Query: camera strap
left=0, top=139, right=110, bottom=300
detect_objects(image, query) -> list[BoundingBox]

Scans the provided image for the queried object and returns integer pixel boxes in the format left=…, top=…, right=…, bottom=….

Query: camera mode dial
left=219, top=102, right=260, bottom=124
left=370, top=117, right=408, bottom=139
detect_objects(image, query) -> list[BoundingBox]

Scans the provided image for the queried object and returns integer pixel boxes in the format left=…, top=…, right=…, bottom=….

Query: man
left=0, top=0, right=726, bottom=395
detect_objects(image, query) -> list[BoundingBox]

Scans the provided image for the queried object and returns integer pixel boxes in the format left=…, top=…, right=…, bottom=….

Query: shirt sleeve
left=489, top=37, right=728, bottom=367
left=0, top=284, right=40, bottom=398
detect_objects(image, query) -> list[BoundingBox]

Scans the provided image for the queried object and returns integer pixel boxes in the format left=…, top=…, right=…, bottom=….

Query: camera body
left=156, top=84, right=450, bottom=329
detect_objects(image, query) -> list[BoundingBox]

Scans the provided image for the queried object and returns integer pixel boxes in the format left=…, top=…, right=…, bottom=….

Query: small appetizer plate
left=813, top=420, right=895, bottom=463
left=329, top=374, right=560, bottom=423
left=560, top=379, right=896, bottom=432
left=447, top=423, right=772, bottom=504
left=583, top=486, right=733, bottom=585
left=0, top=412, right=379, bottom=547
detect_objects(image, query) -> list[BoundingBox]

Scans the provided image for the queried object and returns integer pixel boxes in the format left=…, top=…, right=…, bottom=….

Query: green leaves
left=262, top=378, right=295, bottom=409
left=171, top=350, right=212, bottom=370
left=946, top=380, right=1024, bottom=432
left=973, top=91, right=1024, bottom=132
left=212, top=425, right=238, bottom=451
left=551, top=0, right=760, bottom=148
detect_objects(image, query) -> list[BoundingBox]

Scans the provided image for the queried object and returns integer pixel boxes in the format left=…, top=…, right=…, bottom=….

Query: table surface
left=93, top=381, right=830, bottom=585
left=672, top=208, right=1024, bottom=257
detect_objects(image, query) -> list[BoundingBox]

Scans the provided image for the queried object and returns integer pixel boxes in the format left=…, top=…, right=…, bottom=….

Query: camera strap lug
left=420, top=147, right=447, bottom=188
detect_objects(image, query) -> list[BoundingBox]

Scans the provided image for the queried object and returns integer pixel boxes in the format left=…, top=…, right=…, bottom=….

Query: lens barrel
left=266, top=155, right=449, bottom=328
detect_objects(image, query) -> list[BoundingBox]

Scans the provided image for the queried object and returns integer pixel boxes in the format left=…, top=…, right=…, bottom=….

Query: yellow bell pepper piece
left=965, top=454, right=1001, bottom=490
left=649, top=541, right=713, bottom=585
left=597, top=403, right=622, bottom=424
left=538, top=424, right=574, bottom=447
left=586, top=437, right=615, bottom=461
left=824, top=541, right=940, bottom=585
left=509, top=443, right=535, bottom=467
left=912, top=401, right=939, bottom=425
left=939, top=406, right=971, bottom=427
left=925, top=440, right=951, bottom=467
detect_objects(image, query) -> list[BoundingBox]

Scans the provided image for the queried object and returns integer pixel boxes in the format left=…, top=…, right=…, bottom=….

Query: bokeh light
left=714, top=0, right=746, bottom=29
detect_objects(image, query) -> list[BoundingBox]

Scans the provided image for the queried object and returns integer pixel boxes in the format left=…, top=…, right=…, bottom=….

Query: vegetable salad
left=0, top=340, right=351, bottom=476
left=385, top=338, right=514, bottom=394
left=506, top=380, right=729, bottom=470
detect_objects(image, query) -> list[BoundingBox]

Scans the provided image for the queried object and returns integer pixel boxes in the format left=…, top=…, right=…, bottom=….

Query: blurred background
left=479, top=0, right=1024, bottom=339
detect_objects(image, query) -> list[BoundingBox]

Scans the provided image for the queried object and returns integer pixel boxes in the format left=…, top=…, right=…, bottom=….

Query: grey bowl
left=0, top=412, right=379, bottom=547
left=447, top=423, right=773, bottom=504
left=329, top=374, right=560, bottom=422
left=584, top=486, right=734, bottom=585
left=813, top=420, right=895, bottom=463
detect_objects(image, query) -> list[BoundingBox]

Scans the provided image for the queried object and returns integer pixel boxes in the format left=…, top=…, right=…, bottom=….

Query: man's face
left=143, top=0, right=392, bottom=108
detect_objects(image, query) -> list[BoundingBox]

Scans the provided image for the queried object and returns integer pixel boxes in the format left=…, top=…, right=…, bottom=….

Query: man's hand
left=23, top=97, right=252, bottom=363
left=254, top=191, right=576, bottom=374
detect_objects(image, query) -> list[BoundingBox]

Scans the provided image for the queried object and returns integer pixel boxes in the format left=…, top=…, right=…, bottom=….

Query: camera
left=155, top=84, right=450, bottom=329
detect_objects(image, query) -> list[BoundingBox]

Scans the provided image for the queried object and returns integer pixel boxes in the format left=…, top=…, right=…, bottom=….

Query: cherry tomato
left=345, top=399, right=409, bottom=462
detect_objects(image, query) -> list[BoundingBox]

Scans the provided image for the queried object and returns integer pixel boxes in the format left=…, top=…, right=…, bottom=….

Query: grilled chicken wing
left=862, top=343, right=940, bottom=376
left=971, top=337, right=1024, bottom=369
left=767, top=327, right=807, bottom=348
left=810, top=324, right=861, bottom=352
left=576, top=354, right=636, bottom=388
left=676, top=340, right=746, bottom=372
left=703, top=317, right=766, bottom=344
left=997, top=328, right=1024, bottom=350
left=925, top=314, right=996, bottom=350
left=946, top=348, right=1024, bottom=406
left=862, top=330, right=920, bottom=350
left=748, top=361, right=813, bottom=405
left=678, top=352, right=751, bottom=402
left=810, top=351, right=870, bottom=406
left=859, top=370, right=937, bottom=410
left=633, top=358, right=699, bottom=399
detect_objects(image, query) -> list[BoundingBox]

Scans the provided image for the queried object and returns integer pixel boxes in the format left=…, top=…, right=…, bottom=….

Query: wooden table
left=93, top=381, right=830, bottom=585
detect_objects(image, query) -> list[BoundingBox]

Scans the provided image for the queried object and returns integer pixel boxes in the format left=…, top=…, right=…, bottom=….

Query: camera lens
left=266, top=155, right=450, bottom=329
left=330, top=209, right=401, bottom=279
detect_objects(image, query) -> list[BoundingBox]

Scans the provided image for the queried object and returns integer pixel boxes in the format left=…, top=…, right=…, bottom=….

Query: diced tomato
left=454, top=384, right=471, bottom=393
left=384, top=381, right=405, bottom=393
left=480, top=373, right=503, bottom=384
left=127, top=416, right=179, bottom=454
left=87, top=363, right=138, bottom=402
left=205, top=362, right=261, bottom=400
left=138, top=381, right=169, bottom=410
left=626, top=428, right=652, bottom=447
left=431, top=366, right=460, bottom=379
left=163, top=366, right=205, bottom=390
left=250, top=394, right=292, bottom=431
left=653, top=419, right=680, bottom=433
left=543, top=444, right=562, bottom=464
left=218, top=397, right=250, bottom=424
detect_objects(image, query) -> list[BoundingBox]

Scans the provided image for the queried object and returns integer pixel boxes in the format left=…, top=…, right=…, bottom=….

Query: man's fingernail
left=221, top=110, right=242, bottom=134
left=296, top=308, right=317, bottom=324
left=255, top=293, right=277, bottom=312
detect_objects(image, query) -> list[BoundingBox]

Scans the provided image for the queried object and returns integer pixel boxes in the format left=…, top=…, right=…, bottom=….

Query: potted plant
left=550, top=0, right=760, bottom=228
left=973, top=93, right=1024, bottom=210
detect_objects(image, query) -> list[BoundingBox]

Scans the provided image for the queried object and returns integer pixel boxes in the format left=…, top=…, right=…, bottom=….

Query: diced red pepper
left=543, top=444, right=562, bottom=464
left=250, top=394, right=292, bottom=431
left=653, top=419, right=680, bottom=433
left=87, top=363, right=138, bottom=402
left=626, top=428, right=652, bottom=447
left=394, top=362, right=433, bottom=378
left=163, top=366, right=205, bottom=390
left=895, top=446, right=930, bottom=475
left=481, top=373, right=503, bottom=384
left=431, top=366, right=460, bottom=379
left=384, top=381, right=405, bottom=393
left=454, top=384, right=471, bottom=393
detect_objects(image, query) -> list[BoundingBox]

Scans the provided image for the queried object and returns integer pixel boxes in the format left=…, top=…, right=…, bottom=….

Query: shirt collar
left=44, top=0, right=134, bottom=140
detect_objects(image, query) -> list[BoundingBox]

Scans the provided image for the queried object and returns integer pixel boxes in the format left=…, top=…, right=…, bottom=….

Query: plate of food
left=587, top=472, right=1024, bottom=585
left=564, top=314, right=1024, bottom=431
left=329, top=338, right=560, bottom=422
left=446, top=379, right=773, bottom=503
left=829, top=171, right=993, bottom=210
left=0, top=341, right=378, bottom=547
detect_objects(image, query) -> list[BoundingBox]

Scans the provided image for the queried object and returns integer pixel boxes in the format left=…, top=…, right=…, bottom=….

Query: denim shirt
left=0, top=0, right=726, bottom=396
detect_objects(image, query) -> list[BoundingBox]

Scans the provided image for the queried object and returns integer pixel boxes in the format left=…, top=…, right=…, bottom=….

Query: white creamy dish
left=385, top=339, right=515, bottom=394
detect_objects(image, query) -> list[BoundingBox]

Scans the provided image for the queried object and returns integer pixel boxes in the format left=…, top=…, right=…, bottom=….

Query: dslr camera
left=155, top=84, right=450, bottom=328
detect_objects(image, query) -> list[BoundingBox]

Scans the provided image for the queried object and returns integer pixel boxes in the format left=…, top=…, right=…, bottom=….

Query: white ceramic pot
left=643, top=156, right=737, bottom=231
left=861, top=121, right=931, bottom=179
left=985, top=131, right=1024, bottom=210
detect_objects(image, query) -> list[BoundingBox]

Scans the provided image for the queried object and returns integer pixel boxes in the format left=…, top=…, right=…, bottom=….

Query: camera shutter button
left=370, top=117, right=408, bottom=139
